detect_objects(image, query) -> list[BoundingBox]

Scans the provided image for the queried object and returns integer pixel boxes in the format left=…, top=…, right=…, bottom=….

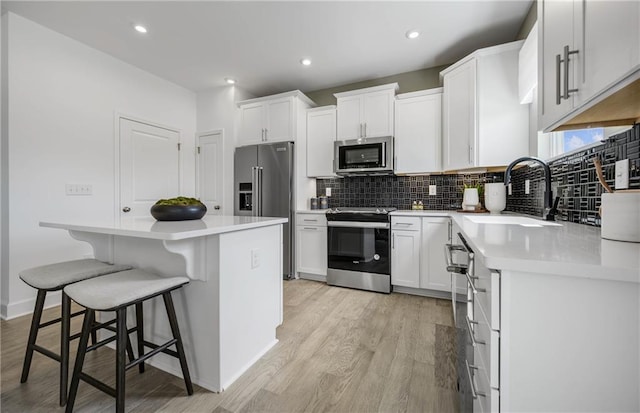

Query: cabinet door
left=307, top=108, right=336, bottom=177
left=336, top=96, right=362, bottom=140
left=442, top=59, right=476, bottom=170
left=391, top=230, right=420, bottom=288
left=420, top=218, right=451, bottom=292
left=266, top=97, right=294, bottom=142
left=362, top=90, right=394, bottom=138
left=579, top=1, right=640, bottom=105
left=539, top=0, right=579, bottom=131
left=296, top=225, right=327, bottom=276
left=395, top=93, right=442, bottom=174
left=238, top=102, right=265, bottom=146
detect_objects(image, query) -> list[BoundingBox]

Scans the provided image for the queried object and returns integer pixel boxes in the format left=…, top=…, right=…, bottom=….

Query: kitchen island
left=40, top=215, right=288, bottom=392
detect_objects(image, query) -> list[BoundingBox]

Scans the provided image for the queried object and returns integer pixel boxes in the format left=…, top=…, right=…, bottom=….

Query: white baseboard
left=219, top=338, right=278, bottom=391
left=392, top=285, right=452, bottom=300
left=1, top=291, right=62, bottom=320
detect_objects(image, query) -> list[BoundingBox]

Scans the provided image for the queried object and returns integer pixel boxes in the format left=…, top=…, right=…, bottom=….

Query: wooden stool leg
left=135, top=303, right=145, bottom=373
left=115, top=307, right=127, bottom=413
left=89, top=311, right=98, bottom=345
left=65, top=309, right=94, bottom=413
left=59, top=292, right=71, bottom=406
left=20, top=289, right=46, bottom=383
left=163, top=292, right=193, bottom=395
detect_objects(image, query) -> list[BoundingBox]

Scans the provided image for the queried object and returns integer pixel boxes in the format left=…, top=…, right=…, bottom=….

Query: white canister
left=485, top=183, right=507, bottom=214
left=462, top=188, right=479, bottom=211
left=600, top=192, right=640, bottom=243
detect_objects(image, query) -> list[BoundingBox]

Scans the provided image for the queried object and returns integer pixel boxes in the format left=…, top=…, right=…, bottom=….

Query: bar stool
left=64, top=269, right=193, bottom=413
left=19, top=258, right=132, bottom=406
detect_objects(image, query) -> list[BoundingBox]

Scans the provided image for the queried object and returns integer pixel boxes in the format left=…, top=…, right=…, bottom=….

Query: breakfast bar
left=40, top=216, right=288, bottom=392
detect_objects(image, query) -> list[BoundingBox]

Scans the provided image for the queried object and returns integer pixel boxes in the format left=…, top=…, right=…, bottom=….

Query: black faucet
left=504, top=156, right=560, bottom=221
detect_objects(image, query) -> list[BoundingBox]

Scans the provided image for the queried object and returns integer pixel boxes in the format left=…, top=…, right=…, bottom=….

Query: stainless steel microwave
left=334, top=136, right=394, bottom=176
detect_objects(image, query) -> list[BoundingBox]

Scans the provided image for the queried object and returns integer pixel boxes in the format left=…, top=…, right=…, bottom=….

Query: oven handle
left=327, top=221, right=390, bottom=229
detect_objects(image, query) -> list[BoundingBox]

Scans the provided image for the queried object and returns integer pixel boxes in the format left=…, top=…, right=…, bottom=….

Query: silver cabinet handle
left=465, top=315, right=486, bottom=346
left=563, top=45, right=579, bottom=99
left=122, top=206, right=131, bottom=213
left=394, top=222, right=413, bottom=226
left=303, top=218, right=318, bottom=222
left=264, top=128, right=268, bottom=141
left=555, top=53, right=562, bottom=105
left=303, top=227, right=318, bottom=230
left=359, top=123, right=363, bottom=138
left=465, top=360, right=486, bottom=399
left=364, top=123, right=367, bottom=137
left=468, top=145, right=473, bottom=164
left=392, top=233, right=395, bottom=249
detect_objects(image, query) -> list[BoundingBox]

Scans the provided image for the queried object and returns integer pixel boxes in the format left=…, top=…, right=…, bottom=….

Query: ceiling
left=2, top=1, right=533, bottom=96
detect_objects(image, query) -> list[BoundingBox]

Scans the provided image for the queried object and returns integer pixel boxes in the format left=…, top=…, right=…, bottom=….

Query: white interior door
left=119, top=118, right=180, bottom=219
left=196, top=131, right=223, bottom=215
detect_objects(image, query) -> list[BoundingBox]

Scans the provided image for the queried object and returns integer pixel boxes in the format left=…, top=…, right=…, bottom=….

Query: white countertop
left=40, top=215, right=288, bottom=241
left=388, top=210, right=640, bottom=283
left=296, top=210, right=330, bottom=214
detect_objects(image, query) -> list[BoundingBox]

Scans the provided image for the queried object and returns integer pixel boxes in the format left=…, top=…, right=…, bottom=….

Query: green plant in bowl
left=151, top=196, right=207, bottom=221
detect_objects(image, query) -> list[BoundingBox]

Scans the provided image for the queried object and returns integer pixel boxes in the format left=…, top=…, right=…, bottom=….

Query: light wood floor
left=1, top=280, right=458, bottom=412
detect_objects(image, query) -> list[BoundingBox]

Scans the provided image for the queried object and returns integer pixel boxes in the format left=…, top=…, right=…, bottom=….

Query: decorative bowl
left=150, top=204, right=207, bottom=221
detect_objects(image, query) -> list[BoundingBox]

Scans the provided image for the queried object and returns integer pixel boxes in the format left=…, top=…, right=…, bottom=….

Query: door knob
left=214, top=205, right=221, bottom=210
left=122, top=206, right=131, bottom=213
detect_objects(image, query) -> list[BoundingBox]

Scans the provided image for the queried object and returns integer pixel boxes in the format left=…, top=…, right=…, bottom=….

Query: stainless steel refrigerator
left=234, top=141, right=294, bottom=279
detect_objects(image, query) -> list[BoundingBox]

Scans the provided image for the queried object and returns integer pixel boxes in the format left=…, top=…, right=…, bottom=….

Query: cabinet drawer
left=391, top=217, right=421, bottom=231
left=296, top=213, right=327, bottom=227
left=474, top=268, right=500, bottom=331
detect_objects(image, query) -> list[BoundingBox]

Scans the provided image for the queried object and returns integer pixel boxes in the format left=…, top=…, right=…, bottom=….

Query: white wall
left=196, top=86, right=254, bottom=214
left=1, top=13, right=197, bottom=319
left=1, top=13, right=9, bottom=311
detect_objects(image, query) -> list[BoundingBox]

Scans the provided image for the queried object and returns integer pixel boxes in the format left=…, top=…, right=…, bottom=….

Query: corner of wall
left=1, top=12, right=11, bottom=317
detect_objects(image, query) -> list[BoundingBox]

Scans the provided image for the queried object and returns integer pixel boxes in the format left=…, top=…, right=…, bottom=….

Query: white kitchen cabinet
left=237, top=91, right=315, bottom=146
left=335, top=83, right=398, bottom=141
left=538, top=0, right=640, bottom=131
left=394, top=88, right=442, bottom=174
left=306, top=106, right=336, bottom=177
left=419, top=217, right=451, bottom=292
left=441, top=41, right=529, bottom=170
left=295, top=212, right=327, bottom=280
left=391, top=230, right=420, bottom=289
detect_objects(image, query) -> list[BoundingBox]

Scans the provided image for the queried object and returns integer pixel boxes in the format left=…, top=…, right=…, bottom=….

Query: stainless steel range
left=325, top=207, right=396, bottom=293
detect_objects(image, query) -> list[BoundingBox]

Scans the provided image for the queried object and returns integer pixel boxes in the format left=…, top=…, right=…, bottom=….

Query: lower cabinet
left=295, top=213, right=327, bottom=279
left=391, top=216, right=453, bottom=293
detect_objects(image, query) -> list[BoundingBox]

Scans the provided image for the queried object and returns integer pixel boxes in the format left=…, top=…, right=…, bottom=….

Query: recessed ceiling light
left=300, top=58, right=312, bottom=66
left=225, top=78, right=236, bottom=85
left=134, top=25, right=147, bottom=34
left=406, top=30, right=420, bottom=39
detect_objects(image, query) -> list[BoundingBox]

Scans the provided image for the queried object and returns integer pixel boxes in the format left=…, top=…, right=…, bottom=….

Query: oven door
left=327, top=222, right=390, bottom=275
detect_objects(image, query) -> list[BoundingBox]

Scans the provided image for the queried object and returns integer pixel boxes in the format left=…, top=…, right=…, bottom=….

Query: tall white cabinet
left=394, top=88, right=442, bottom=174
left=441, top=41, right=529, bottom=170
left=306, top=106, right=336, bottom=178
left=334, top=83, right=398, bottom=140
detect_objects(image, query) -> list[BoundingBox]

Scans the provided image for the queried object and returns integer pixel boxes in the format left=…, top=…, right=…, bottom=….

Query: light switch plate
left=615, top=159, right=629, bottom=189
left=326, top=187, right=332, bottom=197
left=525, top=179, right=530, bottom=194
left=251, top=249, right=260, bottom=269
left=429, top=185, right=437, bottom=196
left=66, top=184, right=93, bottom=195
left=508, top=183, right=513, bottom=195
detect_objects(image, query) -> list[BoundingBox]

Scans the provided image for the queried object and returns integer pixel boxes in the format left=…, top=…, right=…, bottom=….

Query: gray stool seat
left=19, top=259, right=132, bottom=291
left=64, top=269, right=189, bottom=311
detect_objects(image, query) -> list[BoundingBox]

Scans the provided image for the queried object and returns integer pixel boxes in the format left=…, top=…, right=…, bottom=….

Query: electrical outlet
left=429, top=185, right=437, bottom=196
left=615, top=159, right=629, bottom=189
left=326, top=187, right=332, bottom=197
left=66, top=184, right=93, bottom=196
left=508, top=183, right=513, bottom=196
left=525, top=179, right=530, bottom=194
left=251, top=248, right=260, bottom=269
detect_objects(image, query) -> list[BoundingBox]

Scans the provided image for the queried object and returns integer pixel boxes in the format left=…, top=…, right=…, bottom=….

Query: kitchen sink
left=464, top=215, right=563, bottom=227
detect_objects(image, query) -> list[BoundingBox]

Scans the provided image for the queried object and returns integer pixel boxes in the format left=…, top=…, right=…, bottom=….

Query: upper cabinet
left=306, top=106, right=337, bottom=177
left=237, top=91, right=315, bottom=146
left=394, top=88, right=442, bottom=174
left=539, top=0, right=640, bottom=131
left=441, top=41, right=529, bottom=171
left=335, top=83, right=398, bottom=140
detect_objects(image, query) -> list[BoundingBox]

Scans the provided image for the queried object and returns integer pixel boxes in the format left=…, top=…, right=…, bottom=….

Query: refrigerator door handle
left=251, top=166, right=258, bottom=217
left=257, top=167, right=264, bottom=216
